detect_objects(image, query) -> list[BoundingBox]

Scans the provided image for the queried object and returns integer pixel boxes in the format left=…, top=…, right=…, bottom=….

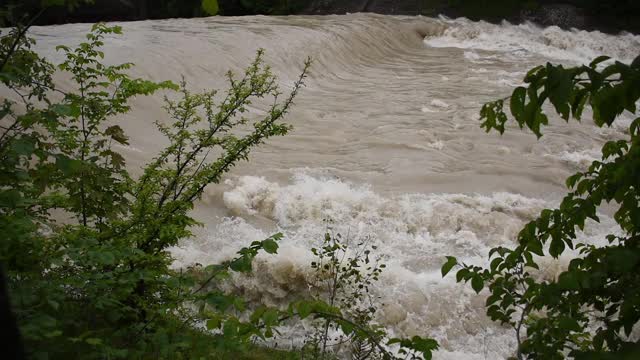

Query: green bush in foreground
left=0, top=22, right=436, bottom=360
left=444, top=56, right=640, bottom=359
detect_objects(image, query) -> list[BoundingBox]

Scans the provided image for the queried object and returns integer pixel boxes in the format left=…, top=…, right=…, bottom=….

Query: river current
left=22, top=14, right=640, bottom=359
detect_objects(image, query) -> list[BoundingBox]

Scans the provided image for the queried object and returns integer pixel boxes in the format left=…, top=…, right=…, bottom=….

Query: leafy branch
left=445, top=55, right=640, bottom=359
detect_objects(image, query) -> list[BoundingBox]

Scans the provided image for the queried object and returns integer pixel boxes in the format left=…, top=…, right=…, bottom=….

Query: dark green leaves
left=441, top=256, right=457, bottom=277
left=546, top=64, right=573, bottom=120
left=55, top=154, right=82, bottom=175
left=10, top=137, right=36, bottom=155
left=592, top=84, right=627, bottom=126
left=510, top=86, right=526, bottom=120
left=229, top=254, right=253, bottom=272
left=548, top=235, right=566, bottom=258
left=261, top=237, right=279, bottom=254
left=388, top=336, right=439, bottom=360
left=482, top=57, right=640, bottom=139
left=470, top=275, right=484, bottom=293
left=104, top=125, right=128, bottom=145
left=590, top=56, right=611, bottom=68
left=480, top=99, right=507, bottom=134
left=458, top=54, right=640, bottom=359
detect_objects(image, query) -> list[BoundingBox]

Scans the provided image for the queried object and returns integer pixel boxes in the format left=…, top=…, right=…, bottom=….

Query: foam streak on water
left=12, top=14, right=639, bottom=359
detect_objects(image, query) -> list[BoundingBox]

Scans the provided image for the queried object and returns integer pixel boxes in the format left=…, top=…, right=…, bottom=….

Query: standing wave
left=423, top=16, right=640, bottom=64
left=171, top=172, right=617, bottom=359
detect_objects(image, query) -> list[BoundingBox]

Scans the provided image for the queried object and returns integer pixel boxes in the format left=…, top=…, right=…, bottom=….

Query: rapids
left=17, top=14, right=640, bottom=359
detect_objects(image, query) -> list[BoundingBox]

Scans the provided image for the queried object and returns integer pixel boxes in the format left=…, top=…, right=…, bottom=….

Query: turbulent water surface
left=24, top=14, right=640, bottom=359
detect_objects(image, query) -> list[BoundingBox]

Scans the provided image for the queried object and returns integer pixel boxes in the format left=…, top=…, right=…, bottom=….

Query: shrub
left=443, top=55, right=640, bottom=359
left=1, top=22, right=308, bottom=358
left=303, top=230, right=387, bottom=359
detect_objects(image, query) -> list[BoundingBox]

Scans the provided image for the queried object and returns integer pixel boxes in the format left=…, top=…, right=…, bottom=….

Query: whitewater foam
left=172, top=173, right=618, bottom=358
left=425, top=17, right=640, bottom=64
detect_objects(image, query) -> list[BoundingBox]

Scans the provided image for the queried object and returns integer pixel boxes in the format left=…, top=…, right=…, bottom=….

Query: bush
left=0, top=21, right=308, bottom=358
left=443, top=56, right=640, bottom=359
left=303, top=230, right=387, bottom=359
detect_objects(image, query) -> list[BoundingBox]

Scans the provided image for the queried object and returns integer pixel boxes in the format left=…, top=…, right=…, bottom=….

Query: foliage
left=294, top=229, right=438, bottom=360
left=443, top=55, right=640, bottom=359
left=0, top=21, right=308, bottom=358
left=303, top=230, right=386, bottom=359
left=202, top=0, right=220, bottom=15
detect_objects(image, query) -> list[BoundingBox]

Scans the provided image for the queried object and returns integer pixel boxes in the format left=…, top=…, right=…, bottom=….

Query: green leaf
left=558, top=316, right=581, bottom=332
left=96, top=251, right=115, bottom=265
left=201, top=0, right=219, bottom=15
left=524, top=65, right=544, bottom=83
left=47, top=300, right=60, bottom=311
left=11, top=137, right=35, bottom=156
left=590, top=56, right=611, bottom=68
left=229, top=255, right=252, bottom=272
left=527, top=238, right=544, bottom=257
left=471, top=275, right=484, bottom=294
left=510, top=87, right=526, bottom=120
left=632, top=54, right=640, bottom=69
left=546, top=65, right=572, bottom=120
left=629, top=117, right=640, bottom=136
left=592, top=85, right=625, bottom=126
left=85, top=338, right=102, bottom=346
left=55, top=155, right=83, bottom=175
left=51, top=104, right=79, bottom=117
left=104, top=125, right=129, bottom=145
left=250, top=307, right=266, bottom=324
left=571, top=88, right=589, bottom=120
left=549, top=237, right=566, bottom=258
left=297, top=301, right=313, bottom=319
left=339, top=320, right=354, bottom=335
left=405, top=336, right=439, bottom=359
left=206, top=317, right=221, bottom=330
left=233, top=297, right=246, bottom=312
left=441, top=256, right=457, bottom=277
left=558, top=272, right=580, bottom=290
left=455, top=268, right=469, bottom=282
left=262, top=308, right=279, bottom=326
left=262, top=238, right=279, bottom=254
left=206, top=293, right=233, bottom=311
left=490, top=257, right=503, bottom=272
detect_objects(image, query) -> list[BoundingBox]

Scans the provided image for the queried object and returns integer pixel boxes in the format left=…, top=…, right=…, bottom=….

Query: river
left=24, top=14, right=640, bottom=359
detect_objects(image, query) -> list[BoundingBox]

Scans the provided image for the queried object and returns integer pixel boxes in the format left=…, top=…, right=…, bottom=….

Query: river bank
left=7, top=1, right=640, bottom=34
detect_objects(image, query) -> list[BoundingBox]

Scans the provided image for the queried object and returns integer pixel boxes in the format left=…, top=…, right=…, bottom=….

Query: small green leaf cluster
left=445, top=55, right=640, bottom=359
